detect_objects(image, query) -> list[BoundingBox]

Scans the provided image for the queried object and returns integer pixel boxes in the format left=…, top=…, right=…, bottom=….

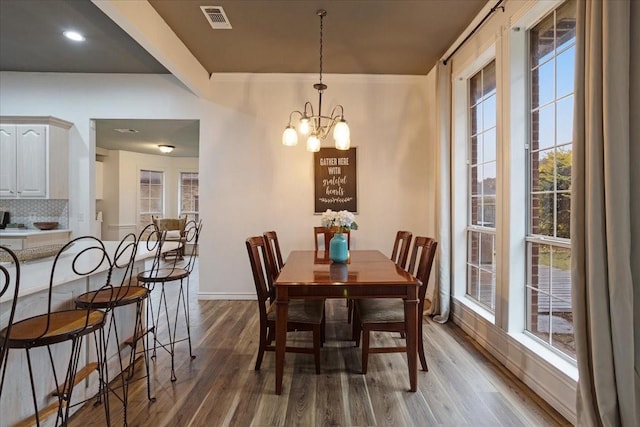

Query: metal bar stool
left=74, top=232, right=155, bottom=426
left=137, top=219, right=202, bottom=382
left=0, top=238, right=118, bottom=426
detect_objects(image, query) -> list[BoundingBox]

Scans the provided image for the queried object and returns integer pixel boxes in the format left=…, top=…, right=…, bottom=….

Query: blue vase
left=329, top=233, right=349, bottom=263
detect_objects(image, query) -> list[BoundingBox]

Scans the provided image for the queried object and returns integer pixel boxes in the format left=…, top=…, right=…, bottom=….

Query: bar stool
left=137, top=219, right=202, bottom=382
left=0, top=238, right=116, bottom=426
left=74, top=232, right=155, bottom=426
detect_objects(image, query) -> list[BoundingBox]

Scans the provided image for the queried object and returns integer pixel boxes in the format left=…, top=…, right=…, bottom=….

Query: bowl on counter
left=33, top=222, right=59, bottom=230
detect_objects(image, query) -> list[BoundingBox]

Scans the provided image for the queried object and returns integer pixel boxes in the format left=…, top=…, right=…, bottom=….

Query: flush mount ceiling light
left=63, top=30, right=85, bottom=42
left=282, top=10, right=350, bottom=152
left=158, top=145, right=175, bottom=154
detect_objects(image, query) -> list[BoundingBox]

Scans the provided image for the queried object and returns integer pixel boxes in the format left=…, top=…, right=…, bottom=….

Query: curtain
left=572, top=1, right=639, bottom=425
left=428, top=61, right=452, bottom=323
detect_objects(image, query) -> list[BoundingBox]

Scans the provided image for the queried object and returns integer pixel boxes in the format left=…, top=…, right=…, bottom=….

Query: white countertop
left=0, top=240, right=179, bottom=302
left=0, top=228, right=71, bottom=237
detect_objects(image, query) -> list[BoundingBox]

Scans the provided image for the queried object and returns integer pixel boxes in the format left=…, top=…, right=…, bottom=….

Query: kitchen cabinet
left=0, top=116, right=72, bottom=199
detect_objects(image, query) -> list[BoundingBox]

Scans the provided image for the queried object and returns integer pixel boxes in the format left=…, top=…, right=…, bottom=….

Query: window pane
left=470, top=166, right=480, bottom=195
left=531, top=148, right=555, bottom=193
left=530, top=14, right=555, bottom=66
left=532, top=61, right=554, bottom=108
left=556, top=192, right=571, bottom=238
left=556, top=46, right=575, bottom=98
left=482, top=128, right=496, bottom=163
left=483, top=94, right=497, bottom=129
left=531, top=192, right=554, bottom=236
left=471, top=105, right=482, bottom=135
left=549, top=296, right=575, bottom=358
left=482, top=61, right=496, bottom=95
left=470, top=73, right=482, bottom=103
left=471, top=196, right=481, bottom=225
left=556, top=95, right=574, bottom=144
left=470, top=135, right=479, bottom=165
left=528, top=288, right=551, bottom=344
left=556, top=147, right=571, bottom=191
left=532, top=104, right=555, bottom=151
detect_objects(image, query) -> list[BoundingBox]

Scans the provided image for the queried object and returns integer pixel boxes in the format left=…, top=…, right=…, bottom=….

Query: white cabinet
left=0, top=117, right=72, bottom=199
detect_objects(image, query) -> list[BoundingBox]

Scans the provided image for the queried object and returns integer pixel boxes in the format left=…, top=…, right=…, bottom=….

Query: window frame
left=178, top=170, right=199, bottom=221
left=138, top=169, right=165, bottom=228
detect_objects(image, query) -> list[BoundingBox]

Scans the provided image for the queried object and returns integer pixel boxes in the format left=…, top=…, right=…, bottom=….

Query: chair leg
left=255, top=323, right=268, bottom=370
left=320, top=306, right=326, bottom=346
left=361, top=328, right=370, bottom=374
left=418, top=315, right=428, bottom=371
left=313, top=325, right=321, bottom=375
left=347, top=299, right=354, bottom=323
left=352, top=308, right=362, bottom=346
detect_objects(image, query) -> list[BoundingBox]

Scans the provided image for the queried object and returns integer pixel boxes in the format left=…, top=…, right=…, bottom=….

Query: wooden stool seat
left=1, top=309, right=105, bottom=347
left=75, top=286, right=149, bottom=309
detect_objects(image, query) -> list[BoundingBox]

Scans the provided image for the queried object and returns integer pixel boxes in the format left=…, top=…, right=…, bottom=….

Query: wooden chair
left=246, top=236, right=324, bottom=374
left=352, top=236, right=438, bottom=374
left=74, top=232, right=155, bottom=425
left=136, top=219, right=202, bottom=382
left=314, top=226, right=350, bottom=251
left=391, top=231, right=413, bottom=269
left=263, top=231, right=284, bottom=276
left=0, top=238, right=117, bottom=426
left=152, top=215, right=187, bottom=259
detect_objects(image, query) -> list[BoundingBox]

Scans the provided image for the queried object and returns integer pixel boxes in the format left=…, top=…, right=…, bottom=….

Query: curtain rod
left=442, top=0, right=506, bottom=65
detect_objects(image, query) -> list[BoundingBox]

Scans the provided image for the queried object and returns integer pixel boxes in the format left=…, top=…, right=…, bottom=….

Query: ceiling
left=0, top=0, right=488, bottom=155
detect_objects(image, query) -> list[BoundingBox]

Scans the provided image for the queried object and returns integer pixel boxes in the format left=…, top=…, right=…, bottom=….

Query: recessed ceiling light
left=63, top=30, right=85, bottom=42
left=158, top=145, right=175, bottom=154
left=114, top=128, right=139, bottom=133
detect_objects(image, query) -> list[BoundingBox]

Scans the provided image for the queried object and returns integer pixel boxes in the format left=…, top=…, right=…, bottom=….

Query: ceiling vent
left=200, top=6, right=232, bottom=29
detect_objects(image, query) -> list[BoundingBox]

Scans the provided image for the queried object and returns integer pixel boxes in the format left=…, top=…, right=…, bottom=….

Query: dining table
left=273, top=249, right=421, bottom=394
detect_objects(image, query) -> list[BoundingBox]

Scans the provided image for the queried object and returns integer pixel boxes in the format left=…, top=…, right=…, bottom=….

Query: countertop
left=0, top=240, right=179, bottom=302
left=0, top=228, right=71, bottom=237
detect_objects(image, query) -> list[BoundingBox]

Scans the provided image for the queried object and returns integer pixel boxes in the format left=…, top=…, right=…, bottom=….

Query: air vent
left=200, top=6, right=232, bottom=29
left=114, top=128, right=139, bottom=133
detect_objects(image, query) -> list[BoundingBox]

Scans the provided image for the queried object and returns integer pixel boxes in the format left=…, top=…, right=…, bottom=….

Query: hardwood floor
left=70, top=260, right=570, bottom=427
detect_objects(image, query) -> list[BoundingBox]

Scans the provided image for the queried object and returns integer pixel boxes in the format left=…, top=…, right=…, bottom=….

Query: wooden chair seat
left=266, top=300, right=324, bottom=324
left=1, top=309, right=105, bottom=348
left=75, top=286, right=149, bottom=308
left=137, top=267, right=189, bottom=283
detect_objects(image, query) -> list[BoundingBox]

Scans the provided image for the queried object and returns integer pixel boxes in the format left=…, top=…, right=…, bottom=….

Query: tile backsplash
left=0, top=199, right=69, bottom=229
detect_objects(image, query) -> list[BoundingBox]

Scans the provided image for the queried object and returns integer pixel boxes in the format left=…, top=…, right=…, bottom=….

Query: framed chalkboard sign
left=314, top=147, right=357, bottom=213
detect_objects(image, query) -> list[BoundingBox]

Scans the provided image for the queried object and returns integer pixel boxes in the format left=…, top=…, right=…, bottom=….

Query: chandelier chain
left=319, top=12, right=323, bottom=85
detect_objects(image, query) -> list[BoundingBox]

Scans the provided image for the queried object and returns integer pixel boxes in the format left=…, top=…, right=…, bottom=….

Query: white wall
left=0, top=71, right=436, bottom=299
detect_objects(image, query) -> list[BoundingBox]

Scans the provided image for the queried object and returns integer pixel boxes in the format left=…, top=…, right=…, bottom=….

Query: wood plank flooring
left=69, top=262, right=570, bottom=427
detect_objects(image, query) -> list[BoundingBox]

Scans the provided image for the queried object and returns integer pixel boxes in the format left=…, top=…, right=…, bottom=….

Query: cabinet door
left=17, top=125, right=47, bottom=198
left=0, top=125, right=17, bottom=197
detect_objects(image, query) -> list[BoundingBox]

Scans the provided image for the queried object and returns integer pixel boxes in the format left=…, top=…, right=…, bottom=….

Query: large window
left=179, top=172, right=199, bottom=221
left=467, top=61, right=497, bottom=312
left=139, top=170, right=164, bottom=229
left=526, top=0, right=576, bottom=358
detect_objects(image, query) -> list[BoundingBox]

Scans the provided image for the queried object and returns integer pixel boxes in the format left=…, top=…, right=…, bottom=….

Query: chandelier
left=282, top=9, right=350, bottom=152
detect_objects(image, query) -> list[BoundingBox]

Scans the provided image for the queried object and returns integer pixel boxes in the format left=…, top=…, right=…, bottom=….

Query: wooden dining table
left=273, top=249, right=421, bottom=394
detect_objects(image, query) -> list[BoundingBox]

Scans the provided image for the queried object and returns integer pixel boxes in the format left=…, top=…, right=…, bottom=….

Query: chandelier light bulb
left=333, top=120, right=350, bottom=149
left=299, top=117, right=311, bottom=135
left=282, top=126, right=298, bottom=146
left=307, top=134, right=321, bottom=152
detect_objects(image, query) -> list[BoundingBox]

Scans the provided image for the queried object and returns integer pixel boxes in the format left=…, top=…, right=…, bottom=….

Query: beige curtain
left=572, top=1, right=639, bottom=425
left=428, top=61, right=452, bottom=323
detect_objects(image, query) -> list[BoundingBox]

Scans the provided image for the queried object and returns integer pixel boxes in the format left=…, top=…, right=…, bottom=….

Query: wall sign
left=314, top=147, right=357, bottom=213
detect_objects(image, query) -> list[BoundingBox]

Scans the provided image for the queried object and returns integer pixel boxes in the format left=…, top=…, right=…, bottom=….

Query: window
left=526, top=0, right=576, bottom=358
left=179, top=172, right=199, bottom=221
left=467, top=61, right=498, bottom=312
left=139, top=170, right=164, bottom=229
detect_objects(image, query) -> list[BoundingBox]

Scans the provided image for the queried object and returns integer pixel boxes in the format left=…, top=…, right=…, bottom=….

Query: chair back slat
left=246, top=236, right=272, bottom=315
left=314, top=226, right=350, bottom=251
left=263, top=231, right=284, bottom=274
left=406, top=236, right=438, bottom=305
left=391, top=231, right=412, bottom=269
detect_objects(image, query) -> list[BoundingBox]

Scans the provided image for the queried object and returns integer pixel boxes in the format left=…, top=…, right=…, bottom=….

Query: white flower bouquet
left=321, top=209, right=358, bottom=234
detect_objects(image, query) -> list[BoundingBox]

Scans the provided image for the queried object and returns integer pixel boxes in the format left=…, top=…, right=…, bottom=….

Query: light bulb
left=307, top=134, right=321, bottom=152
left=333, top=120, right=350, bottom=150
left=299, top=117, right=311, bottom=135
left=282, top=126, right=298, bottom=146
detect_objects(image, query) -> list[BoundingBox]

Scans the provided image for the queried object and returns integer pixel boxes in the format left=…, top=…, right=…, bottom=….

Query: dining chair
left=0, top=238, right=117, bottom=426
left=152, top=215, right=187, bottom=259
left=391, top=230, right=413, bottom=269
left=245, top=236, right=324, bottom=374
left=314, top=226, right=350, bottom=251
left=352, top=236, right=438, bottom=374
left=74, top=232, right=155, bottom=425
left=136, top=219, right=202, bottom=382
left=263, top=230, right=284, bottom=290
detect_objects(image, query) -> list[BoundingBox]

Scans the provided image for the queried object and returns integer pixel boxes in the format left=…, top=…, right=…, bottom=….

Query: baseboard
left=451, top=298, right=577, bottom=424
left=197, top=292, right=256, bottom=300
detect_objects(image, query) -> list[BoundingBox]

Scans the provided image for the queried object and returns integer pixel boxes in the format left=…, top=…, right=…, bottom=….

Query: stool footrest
left=15, top=400, right=67, bottom=427
left=124, top=327, right=154, bottom=347
left=51, top=362, right=99, bottom=398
